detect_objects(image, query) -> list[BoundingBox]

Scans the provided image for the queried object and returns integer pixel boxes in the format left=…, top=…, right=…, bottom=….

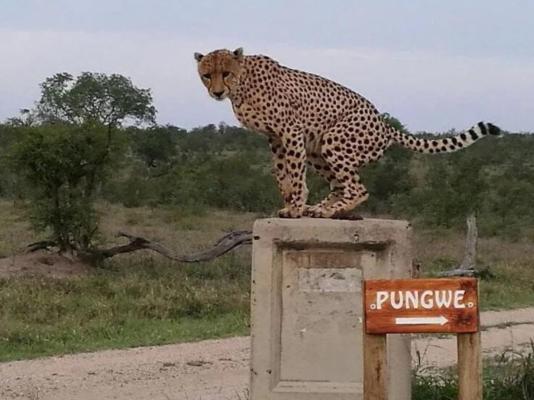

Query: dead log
left=92, top=230, right=253, bottom=262
left=438, top=266, right=494, bottom=279
left=26, top=240, right=58, bottom=253
left=438, top=267, right=477, bottom=278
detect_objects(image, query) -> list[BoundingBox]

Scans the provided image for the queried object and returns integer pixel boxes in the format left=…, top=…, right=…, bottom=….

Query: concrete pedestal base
left=250, top=218, right=412, bottom=400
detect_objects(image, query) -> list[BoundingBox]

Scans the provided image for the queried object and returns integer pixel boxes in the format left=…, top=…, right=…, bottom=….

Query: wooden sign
left=364, top=278, right=479, bottom=334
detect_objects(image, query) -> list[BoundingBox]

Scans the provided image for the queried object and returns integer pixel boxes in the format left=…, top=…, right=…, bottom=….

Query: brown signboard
left=364, top=278, right=479, bottom=334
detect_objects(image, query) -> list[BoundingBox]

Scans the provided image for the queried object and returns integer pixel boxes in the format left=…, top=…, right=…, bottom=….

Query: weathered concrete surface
left=250, top=218, right=413, bottom=400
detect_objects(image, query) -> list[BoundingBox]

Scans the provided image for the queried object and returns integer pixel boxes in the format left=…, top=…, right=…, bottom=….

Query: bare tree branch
left=438, top=268, right=477, bottom=278
left=25, top=230, right=253, bottom=264
left=26, top=240, right=57, bottom=253
left=438, top=266, right=494, bottom=279
left=94, top=230, right=253, bottom=262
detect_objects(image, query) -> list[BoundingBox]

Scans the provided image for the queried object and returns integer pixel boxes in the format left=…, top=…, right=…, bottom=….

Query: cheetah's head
left=194, top=48, right=244, bottom=101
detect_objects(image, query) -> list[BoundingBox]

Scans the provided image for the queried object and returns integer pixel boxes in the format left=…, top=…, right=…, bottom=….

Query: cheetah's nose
left=213, top=91, right=224, bottom=98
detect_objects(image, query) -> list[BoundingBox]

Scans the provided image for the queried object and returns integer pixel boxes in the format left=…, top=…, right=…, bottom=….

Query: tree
left=11, top=72, right=157, bottom=253
left=36, top=72, right=156, bottom=127
left=5, top=108, right=37, bottom=127
left=400, top=150, right=490, bottom=228
left=36, top=72, right=157, bottom=191
left=130, top=125, right=182, bottom=168
left=12, top=125, right=122, bottom=251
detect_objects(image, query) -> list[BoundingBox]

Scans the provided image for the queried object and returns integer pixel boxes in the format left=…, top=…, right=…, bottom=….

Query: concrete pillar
left=250, top=218, right=412, bottom=400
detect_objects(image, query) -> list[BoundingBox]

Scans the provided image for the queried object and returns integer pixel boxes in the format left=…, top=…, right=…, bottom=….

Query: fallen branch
left=26, top=240, right=57, bottom=253
left=94, top=230, right=253, bottom=262
left=438, top=266, right=495, bottom=279
left=438, top=268, right=477, bottom=278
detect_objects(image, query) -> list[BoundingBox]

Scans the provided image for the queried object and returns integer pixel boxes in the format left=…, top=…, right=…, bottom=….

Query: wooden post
left=364, top=277, right=481, bottom=400
left=458, top=331, right=482, bottom=400
left=363, top=332, right=387, bottom=400
left=460, top=213, right=478, bottom=270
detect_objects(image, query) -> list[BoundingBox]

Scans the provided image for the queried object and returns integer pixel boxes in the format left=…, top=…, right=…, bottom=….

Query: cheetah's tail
left=390, top=122, right=502, bottom=154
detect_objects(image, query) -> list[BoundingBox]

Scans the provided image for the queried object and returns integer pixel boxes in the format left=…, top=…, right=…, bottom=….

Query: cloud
left=1, top=29, right=533, bottom=132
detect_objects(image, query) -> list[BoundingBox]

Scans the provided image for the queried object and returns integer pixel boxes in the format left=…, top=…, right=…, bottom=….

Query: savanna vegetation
left=3, top=109, right=534, bottom=247
left=2, top=73, right=534, bottom=249
left=413, top=344, right=534, bottom=400
left=0, top=72, right=533, bottom=363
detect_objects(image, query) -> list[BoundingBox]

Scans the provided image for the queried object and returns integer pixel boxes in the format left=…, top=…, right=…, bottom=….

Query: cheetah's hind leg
left=303, top=158, right=366, bottom=219
left=302, top=157, right=343, bottom=217
left=303, top=183, right=342, bottom=217
left=306, top=176, right=368, bottom=219
left=310, top=154, right=369, bottom=218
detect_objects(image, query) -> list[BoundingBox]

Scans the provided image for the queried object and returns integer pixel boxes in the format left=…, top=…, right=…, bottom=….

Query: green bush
left=10, top=124, right=124, bottom=250
left=5, top=71, right=156, bottom=252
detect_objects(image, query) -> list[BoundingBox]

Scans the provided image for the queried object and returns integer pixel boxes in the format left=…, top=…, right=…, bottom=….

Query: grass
left=1, top=201, right=534, bottom=362
left=413, top=344, right=534, bottom=400
left=0, top=199, right=260, bottom=257
left=414, top=227, right=534, bottom=310
left=0, top=200, right=42, bottom=258
left=0, top=255, right=250, bottom=362
left=0, top=200, right=257, bottom=362
left=422, top=257, right=534, bottom=310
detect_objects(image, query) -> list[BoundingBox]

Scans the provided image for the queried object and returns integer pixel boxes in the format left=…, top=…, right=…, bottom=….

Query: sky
left=0, top=0, right=533, bottom=132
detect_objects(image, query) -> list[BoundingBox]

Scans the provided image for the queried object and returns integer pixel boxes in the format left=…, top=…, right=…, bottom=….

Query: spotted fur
left=195, top=48, right=501, bottom=218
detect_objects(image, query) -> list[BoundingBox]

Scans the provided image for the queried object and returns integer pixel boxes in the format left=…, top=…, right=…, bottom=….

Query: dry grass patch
left=0, top=201, right=533, bottom=361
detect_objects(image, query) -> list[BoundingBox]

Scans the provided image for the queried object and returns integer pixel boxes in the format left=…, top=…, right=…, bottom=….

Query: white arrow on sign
left=395, top=316, right=448, bottom=326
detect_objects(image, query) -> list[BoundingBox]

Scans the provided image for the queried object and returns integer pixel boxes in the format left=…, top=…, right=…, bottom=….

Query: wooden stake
left=363, top=332, right=387, bottom=400
left=457, top=331, right=482, bottom=400
left=460, top=213, right=478, bottom=270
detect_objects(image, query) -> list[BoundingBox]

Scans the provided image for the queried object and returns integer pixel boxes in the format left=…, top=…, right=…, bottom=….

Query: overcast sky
left=1, top=1, right=533, bottom=132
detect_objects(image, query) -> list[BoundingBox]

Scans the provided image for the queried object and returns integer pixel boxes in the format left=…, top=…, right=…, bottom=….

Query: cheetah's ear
left=233, top=47, right=244, bottom=59
left=194, top=52, right=204, bottom=62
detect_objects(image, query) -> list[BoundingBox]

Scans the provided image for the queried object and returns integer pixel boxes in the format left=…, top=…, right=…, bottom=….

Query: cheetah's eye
left=202, top=73, right=211, bottom=80
left=222, top=71, right=231, bottom=78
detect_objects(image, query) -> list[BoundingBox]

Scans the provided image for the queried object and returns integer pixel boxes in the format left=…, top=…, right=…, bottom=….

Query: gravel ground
left=1, top=308, right=533, bottom=400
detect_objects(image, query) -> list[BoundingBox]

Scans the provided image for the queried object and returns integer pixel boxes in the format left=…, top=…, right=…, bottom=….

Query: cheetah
left=194, top=48, right=501, bottom=218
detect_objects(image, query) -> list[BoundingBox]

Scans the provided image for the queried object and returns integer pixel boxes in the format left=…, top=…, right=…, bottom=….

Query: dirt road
left=1, top=308, right=533, bottom=400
